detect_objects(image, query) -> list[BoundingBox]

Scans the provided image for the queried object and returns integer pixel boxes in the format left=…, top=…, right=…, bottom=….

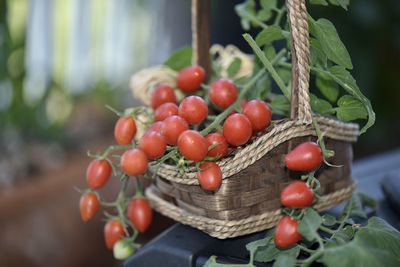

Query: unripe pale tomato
left=86, top=159, right=112, bottom=189
left=120, top=149, right=148, bottom=176
left=161, top=115, right=189, bottom=145
left=127, top=197, right=153, bottom=233
left=113, top=239, right=135, bottom=260
left=176, top=66, right=205, bottom=93
left=284, top=142, right=323, bottom=172
left=274, top=216, right=302, bottom=249
left=197, top=162, right=222, bottom=191
left=178, top=96, right=208, bottom=125
left=114, top=116, right=136, bottom=145
left=209, top=79, right=238, bottom=109
left=280, top=181, right=314, bottom=208
left=223, top=113, right=252, bottom=146
left=79, top=192, right=100, bottom=222
left=151, top=84, right=177, bottom=109
left=154, top=102, right=178, bottom=121
left=242, top=99, right=272, bottom=132
left=177, top=130, right=208, bottom=162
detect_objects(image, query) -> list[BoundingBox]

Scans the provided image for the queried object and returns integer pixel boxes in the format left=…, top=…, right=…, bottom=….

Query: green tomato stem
left=319, top=225, right=336, bottom=235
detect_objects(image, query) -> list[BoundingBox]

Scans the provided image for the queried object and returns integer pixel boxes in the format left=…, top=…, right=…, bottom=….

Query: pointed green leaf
left=310, top=0, right=329, bottom=6
left=269, top=95, right=290, bottom=116
left=261, top=0, right=277, bottom=10
left=322, top=214, right=337, bottom=227
left=256, top=26, right=285, bottom=46
left=328, top=0, right=350, bottom=10
left=298, top=208, right=323, bottom=241
left=316, top=73, right=339, bottom=102
left=310, top=38, right=327, bottom=67
left=227, top=58, right=242, bottom=78
left=310, top=94, right=335, bottom=115
left=272, top=254, right=296, bottom=267
left=163, top=47, right=192, bottom=71
left=336, top=95, right=368, bottom=122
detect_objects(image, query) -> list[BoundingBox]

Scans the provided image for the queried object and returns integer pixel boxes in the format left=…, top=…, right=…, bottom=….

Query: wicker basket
left=145, top=0, right=359, bottom=239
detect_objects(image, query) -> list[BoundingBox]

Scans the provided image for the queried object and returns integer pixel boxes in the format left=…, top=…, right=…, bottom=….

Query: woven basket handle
left=287, top=0, right=312, bottom=124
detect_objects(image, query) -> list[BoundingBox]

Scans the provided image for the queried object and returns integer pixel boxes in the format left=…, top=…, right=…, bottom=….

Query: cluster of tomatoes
left=79, top=65, right=273, bottom=259
left=274, top=141, right=323, bottom=249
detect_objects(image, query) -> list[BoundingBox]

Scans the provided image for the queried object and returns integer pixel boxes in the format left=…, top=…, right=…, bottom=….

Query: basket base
left=146, top=182, right=356, bottom=239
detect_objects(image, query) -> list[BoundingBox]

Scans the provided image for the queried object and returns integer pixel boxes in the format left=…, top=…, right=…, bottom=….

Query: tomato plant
left=209, top=79, right=238, bottom=109
left=151, top=84, right=177, bottom=109
left=79, top=192, right=100, bottom=222
left=281, top=181, right=314, bottom=208
left=177, top=130, right=208, bottom=162
left=178, top=96, right=208, bottom=125
left=161, top=115, right=189, bottom=145
left=114, top=116, right=136, bottom=145
left=205, top=133, right=229, bottom=159
left=274, top=216, right=302, bottom=249
left=120, top=149, right=148, bottom=176
left=127, top=197, right=153, bottom=233
left=242, top=99, right=272, bottom=132
left=223, top=113, right=252, bottom=146
left=154, top=102, right=179, bottom=122
left=139, top=131, right=167, bottom=160
left=104, top=219, right=126, bottom=250
left=197, top=162, right=222, bottom=191
left=86, top=159, right=112, bottom=189
left=285, top=142, right=323, bottom=172
left=176, top=65, right=205, bottom=93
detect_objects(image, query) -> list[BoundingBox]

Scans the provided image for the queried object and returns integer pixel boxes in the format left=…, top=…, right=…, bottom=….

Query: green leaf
left=310, top=94, right=335, bottom=115
left=321, top=217, right=400, bottom=267
left=322, top=214, right=337, bottom=227
left=342, top=193, right=368, bottom=220
left=163, top=47, right=192, bottom=71
left=358, top=192, right=377, bottom=209
left=255, top=243, right=299, bottom=263
left=269, top=95, right=290, bottom=116
left=328, top=66, right=375, bottom=133
left=336, top=95, right=368, bottom=122
left=328, top=0, right=350, bottom=10
left=235, top=0, right=256, bottom=31
left=309, top=18, right=353, bottom=69
left=316, top=73, right=339, bottom=102
left=272, top=254, right=296, bottom=267
left=264, top=45, right=276, bottom=60
left=227, top=58, right=242, bottom=78
left=310, top=0, right=329, bottom=6
left=310, top=38, right=327, bottom=67
left=251, top=73, right=271, bottom=100
left=261, top=0, right=277, bottom=10
left=298, top=208, right=323, bottom=241
left=257, top=9, right=273, bottom=21
left=246, top=235, right=272, bottom=254
left=255, top=26, right=285, bottom=46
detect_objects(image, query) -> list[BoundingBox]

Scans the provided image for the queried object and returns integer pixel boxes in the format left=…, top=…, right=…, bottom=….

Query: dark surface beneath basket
left=156, top=136, right=354, bottom=220
left=125, top=149, right=400, bottom=267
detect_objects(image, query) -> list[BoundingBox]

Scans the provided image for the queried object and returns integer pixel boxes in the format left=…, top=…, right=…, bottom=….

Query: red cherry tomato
left=223, top=113, right=252, bottom=146
left=104, top=219, right=126, bottom=250
left=284, top=142, right=323, bottom=172
left=114, top=116, right=136, bottom=145
left=177, top=130, right=208, bottom=162
left=148, top=121, right=163, bottom=134
left=205, top=133, right=229, bottom=159
left=178, top=96, right=208, bottom=125
left=280, top=181, right=314, bottom=208
left=151, top=84, right=177, bottom=109
left=139, top=131, right=167, bottom=160
left=274, top=216, right=302, bottom=249
left=209, top=79, right=238, bottom=109
left=154, top=102, right=178, bottom=121
left=242, top=100, right=272, bottom=132
left=197, top=162, right=223, bottom=191
left=161, top=115, right=189, bottom=145
left=176, top=65, right=205, bottom=93
left=127, top=197, right=153, bottom=233
left=120, top=149, right=148, bottom=176
left=86, top=159, right=112, bottom=189
left=79, top=192, right=100, bottom=222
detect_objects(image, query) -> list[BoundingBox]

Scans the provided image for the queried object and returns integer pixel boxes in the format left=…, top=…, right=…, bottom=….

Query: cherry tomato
left=281, top=181, right=314, bottom=208
left=114, top=116, right=136, bottom=145
left=178, top=96, right=208, bottom=125
left=127, top=197, right=153, bottom=233
left=284, top=142, right=323, bottom=172
left=197, top=162, right=223, bottom=191
left=79, top=192, right=100, bottom=222
left=113, top=239, right=135, bottom=260
left=206, top=133, right=229, bottom=159
left=120, top=149, right=148, bottom=176
left=151, top=84, right=177, bottom=109
left=223, top=113, right=252, bottom=146
left=104, top=219, right=126, bottom=250
left=176, top=65, right=205, bottom=93
left=274, top=216, right=302, bottom=249
left=139, top=131, right=167, bottom=160
left=209, top=79, right=238, bottom=108
left=161, top=115, right=189, bottom=145
left=86, top=159, right=112, bottom=189
left=148, top=121, right=163, bottom=134
left=177, top=130, right=208, bottom=162
left=242, top=100, right=272, bottom=132
left=154, top=102, right=178, bottom=121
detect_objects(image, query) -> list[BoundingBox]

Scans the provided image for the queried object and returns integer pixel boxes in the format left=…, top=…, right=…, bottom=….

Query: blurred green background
left=0, top=0, right=399, bottom=267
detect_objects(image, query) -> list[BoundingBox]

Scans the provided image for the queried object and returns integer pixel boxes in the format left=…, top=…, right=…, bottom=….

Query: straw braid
left=146, top=183, right=355, bottom=239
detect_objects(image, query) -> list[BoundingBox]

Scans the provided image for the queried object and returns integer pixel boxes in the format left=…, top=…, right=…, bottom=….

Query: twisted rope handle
left=287, top=0, right=312, bottom=124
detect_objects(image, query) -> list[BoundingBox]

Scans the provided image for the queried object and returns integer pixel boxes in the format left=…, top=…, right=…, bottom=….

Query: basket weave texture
left=145, top=0, right=359, bottom=239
